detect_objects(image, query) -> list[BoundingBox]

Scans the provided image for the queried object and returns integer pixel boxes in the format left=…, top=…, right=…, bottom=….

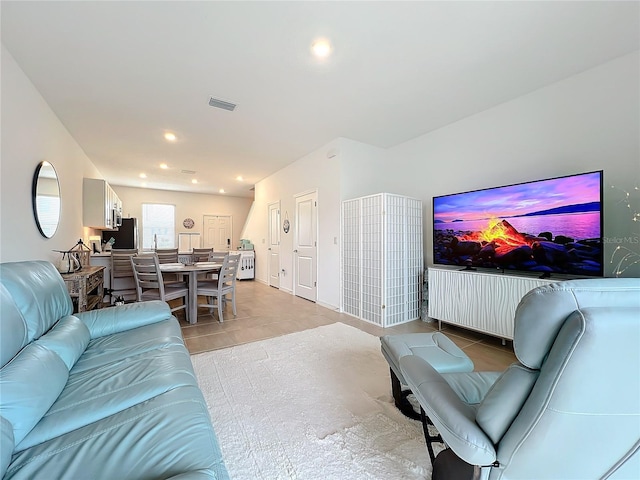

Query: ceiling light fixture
left=236, top=176, right=243, bottom=181
left=191, top=179, right=198, bottom=184
left=219, top=189, right=225, bottom=194
left=159, top=163, right=168, bottom=169
left=311, top=39, right=332, bottom=58
left=164, top=132, right=177, bottom=142
left=139, top=173, right=147, bottom=179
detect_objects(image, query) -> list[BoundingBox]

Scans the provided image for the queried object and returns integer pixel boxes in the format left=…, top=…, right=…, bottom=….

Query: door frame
left=293, top=189, right=318, bottom=302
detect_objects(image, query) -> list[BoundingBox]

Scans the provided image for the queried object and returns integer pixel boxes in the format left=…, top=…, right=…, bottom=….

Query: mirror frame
left=32, top=161, right=61, bottom=238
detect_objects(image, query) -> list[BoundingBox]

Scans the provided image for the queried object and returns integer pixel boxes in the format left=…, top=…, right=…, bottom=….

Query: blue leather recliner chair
left=401, top=278, right=640, bottom=480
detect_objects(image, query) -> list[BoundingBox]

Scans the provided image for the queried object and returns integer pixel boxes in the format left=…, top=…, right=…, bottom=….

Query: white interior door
left=294, top=191, right=317, bottom=302
left=203, top=215, right=233, bottom=251
left=268, top=202, right=280, bottom=288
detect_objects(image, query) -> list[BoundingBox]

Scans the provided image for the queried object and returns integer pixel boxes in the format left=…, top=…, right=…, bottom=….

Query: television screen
left=432, top=171, right=603, bottom=277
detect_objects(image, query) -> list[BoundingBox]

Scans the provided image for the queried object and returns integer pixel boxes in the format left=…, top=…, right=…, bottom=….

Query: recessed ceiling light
left=191, top=179, right=198, bottom=184
left=139, top=173, right=147, bottom=179
left=236, top=176, right=243, bottom=182
left=219, top=189, right=225, bottom=194
left=159, top=163, right=168, bottom=169
left=311, top=39, right=332, bottom=58
left=164, top=132, right=177, bottom=142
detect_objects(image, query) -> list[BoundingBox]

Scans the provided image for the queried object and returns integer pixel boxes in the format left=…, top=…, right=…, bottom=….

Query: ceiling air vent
left=208, top=97, right=237, bottom=111
left=181, top=169, right=196, bottom=175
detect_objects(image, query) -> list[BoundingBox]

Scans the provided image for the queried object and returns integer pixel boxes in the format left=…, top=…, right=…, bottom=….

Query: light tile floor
left=177, top=280, right=517, bottom=372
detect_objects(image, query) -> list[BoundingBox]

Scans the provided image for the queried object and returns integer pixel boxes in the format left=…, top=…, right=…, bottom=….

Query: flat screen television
left=432, top=170, right=604, bottom=277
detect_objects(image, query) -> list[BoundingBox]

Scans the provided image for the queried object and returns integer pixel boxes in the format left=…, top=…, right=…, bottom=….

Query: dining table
left=159, top=262, right=222, bottom=324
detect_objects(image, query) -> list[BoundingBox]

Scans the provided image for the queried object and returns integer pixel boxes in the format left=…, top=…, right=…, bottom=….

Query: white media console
left=428, top=266, right=559, bottom=340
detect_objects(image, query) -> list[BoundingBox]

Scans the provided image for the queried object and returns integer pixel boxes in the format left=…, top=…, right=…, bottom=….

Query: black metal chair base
left=389, top=368, right=443, bottom=464
left=420, top=407, right=443, bottom=465
left=390, top=368, right=421, bottom=420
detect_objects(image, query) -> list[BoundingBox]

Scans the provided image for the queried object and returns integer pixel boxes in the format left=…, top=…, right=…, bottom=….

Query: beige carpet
left=191, top=322, right=434, bottom=479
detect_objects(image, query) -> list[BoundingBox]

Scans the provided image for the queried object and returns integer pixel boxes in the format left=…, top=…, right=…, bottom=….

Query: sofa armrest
left=75, top=301, right=172, bottom=339
left=400, top=355, right=497, bottom=466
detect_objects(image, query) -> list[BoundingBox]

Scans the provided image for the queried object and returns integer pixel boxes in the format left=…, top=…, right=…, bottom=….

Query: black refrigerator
left=102, top=218, right=138, bottom=250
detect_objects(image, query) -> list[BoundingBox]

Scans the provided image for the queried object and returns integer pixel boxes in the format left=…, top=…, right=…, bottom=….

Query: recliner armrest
left=400, top=355, right=497, bottom=466
left=75, top=301, right=172, bottom=339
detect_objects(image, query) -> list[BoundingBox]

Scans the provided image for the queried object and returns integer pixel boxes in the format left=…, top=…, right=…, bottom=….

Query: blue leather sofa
left=0, top=261, right=229, bottom=480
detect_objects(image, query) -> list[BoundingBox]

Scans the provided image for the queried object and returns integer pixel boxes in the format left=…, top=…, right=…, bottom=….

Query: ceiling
left=2, top=1, right=638, bottom=198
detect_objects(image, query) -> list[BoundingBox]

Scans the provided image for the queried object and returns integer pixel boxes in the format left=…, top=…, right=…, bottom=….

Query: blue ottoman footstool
left=380, top=332, right=474, bottom=419
left=380, top=332, right=474, bottom=463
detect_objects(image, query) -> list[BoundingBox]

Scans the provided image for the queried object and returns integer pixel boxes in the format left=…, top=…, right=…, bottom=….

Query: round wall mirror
left=32, top=161, right=61, bottom=238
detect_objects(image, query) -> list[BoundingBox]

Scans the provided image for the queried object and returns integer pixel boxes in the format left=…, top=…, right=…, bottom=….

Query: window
left=36, top=194, right=61, bottom=237
left=142, top=203, right=175, bottom=250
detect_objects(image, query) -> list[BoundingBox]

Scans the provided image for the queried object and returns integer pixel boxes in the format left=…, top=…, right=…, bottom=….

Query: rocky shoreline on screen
left=434, top=221, right=602, bottom=276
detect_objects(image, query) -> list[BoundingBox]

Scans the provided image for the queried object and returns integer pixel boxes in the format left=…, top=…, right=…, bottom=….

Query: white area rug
left=191, top=322, right=434, bottom=479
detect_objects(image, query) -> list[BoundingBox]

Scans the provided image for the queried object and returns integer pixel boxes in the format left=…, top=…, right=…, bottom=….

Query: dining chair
left=192, top=248, right=215, bottom=280
left=110, top=248, right=138, bottom=304
left=192, top=248, right=213, bottom=263
left=155, top=248, right=179, bottom=263
left=196, top=254, right=240, bottom=322
left=130, top=254, right=189, bottom=322
left=155, top=248, right=184, bottom=286
left=205, top=251, right=228, bottom=280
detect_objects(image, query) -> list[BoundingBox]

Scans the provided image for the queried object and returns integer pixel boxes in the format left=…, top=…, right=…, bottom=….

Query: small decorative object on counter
left=69, top=239, right=91, bottom=267
left=54, top=251, right=81, bottom=274
left=102, top=237, right=116, bottom=252
left=54, top=239, right=92, bottom=274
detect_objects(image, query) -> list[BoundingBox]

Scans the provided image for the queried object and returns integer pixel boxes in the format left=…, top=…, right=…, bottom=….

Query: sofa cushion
left=75, top=300, right=172, bottom=339
left=0, top=286, right=27, bottom=368
left=0, top=344, right=68, bottom=445
left=5, top=386, right=228, bottom=480
left=17, top=344, right=199, bottom=451
left=71, top=317, right=185, bottom=373
left=35, top=316, right=90, bottom=370
left=1, top=416, right=14, bottom=478
left=0, top=261, right=72, bottom=344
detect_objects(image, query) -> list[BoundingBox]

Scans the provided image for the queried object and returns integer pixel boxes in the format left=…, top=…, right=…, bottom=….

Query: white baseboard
left=317, top=300, right=339, bottom=311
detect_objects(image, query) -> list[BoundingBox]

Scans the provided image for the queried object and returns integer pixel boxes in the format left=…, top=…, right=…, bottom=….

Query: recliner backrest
left=513, top=278, right=640, bottom=369
left=486, top=279, right=640, bottom=479
left=494, top=305, right=640, bottom=479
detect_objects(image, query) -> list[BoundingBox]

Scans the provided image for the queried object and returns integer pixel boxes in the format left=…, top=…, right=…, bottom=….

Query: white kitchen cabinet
left=341, top=193, right=423, bottom=327
left=83, top=178, right=121, bottom=229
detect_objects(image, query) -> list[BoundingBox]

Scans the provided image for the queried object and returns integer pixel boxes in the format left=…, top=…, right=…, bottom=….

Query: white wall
left=246, top=51, right=640, bottom=302
left=385, top=52, right=639, bottom=276
left=113, top=185, right=253, bottom=250
left=0, top=46, right=254, bottom=266
left=244, top=139, right=342, bottom=308
left=0, top=45, right=103, bottom=263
